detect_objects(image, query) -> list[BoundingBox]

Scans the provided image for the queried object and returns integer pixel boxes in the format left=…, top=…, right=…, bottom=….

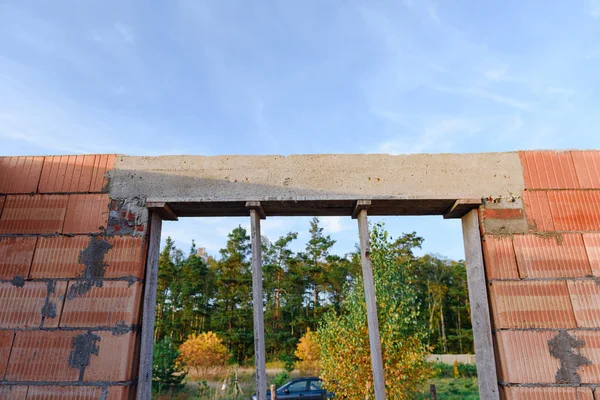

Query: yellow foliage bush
left=178, top=331, right=229, bottom=379
left=295, top=328, right=320, bottom=375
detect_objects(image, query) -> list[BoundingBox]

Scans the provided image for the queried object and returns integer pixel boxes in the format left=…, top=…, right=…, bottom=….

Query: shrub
left=273, top=371, right=291, bottom=388
left=295, top=328, right=320, bottom=375
left=179, top=331, right=229, bottom=379
left=152, top=336, right=186, bottom=394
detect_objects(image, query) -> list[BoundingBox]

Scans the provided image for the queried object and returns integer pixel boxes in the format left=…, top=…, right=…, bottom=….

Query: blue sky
left=2, top=0, right=599, bottom=260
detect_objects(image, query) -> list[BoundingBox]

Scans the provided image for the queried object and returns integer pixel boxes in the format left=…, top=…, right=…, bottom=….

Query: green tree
left=318, top=223, right=431, bottom=399
left=152, top=336, right=186, bottom=394
left=211, top=226, right=253, bottom=363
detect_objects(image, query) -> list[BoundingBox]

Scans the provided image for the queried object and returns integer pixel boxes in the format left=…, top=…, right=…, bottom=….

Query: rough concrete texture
left=548, top=330, right=591, bottom=384
left=110, top=153, right=525, bottom=202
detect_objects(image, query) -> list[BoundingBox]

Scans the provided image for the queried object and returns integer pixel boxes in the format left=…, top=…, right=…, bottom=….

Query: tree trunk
left=440, top=301, right=447, bottom=353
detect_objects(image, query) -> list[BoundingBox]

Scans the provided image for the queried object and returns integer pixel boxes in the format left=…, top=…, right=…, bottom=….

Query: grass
left=153, top=370, right=479, bottom=399
left=418, top=378, right=479, bottom=400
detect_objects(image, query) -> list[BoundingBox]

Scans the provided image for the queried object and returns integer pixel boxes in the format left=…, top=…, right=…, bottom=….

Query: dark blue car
left=251, top=377, right=334, bottom=400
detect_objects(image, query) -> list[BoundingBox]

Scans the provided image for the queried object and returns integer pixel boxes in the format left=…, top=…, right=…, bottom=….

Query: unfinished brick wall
left=483, top=150, right=600, bottom=399
left=0, top=155, right=148, bottom=400
left=2, top=151, right=599, bottom=399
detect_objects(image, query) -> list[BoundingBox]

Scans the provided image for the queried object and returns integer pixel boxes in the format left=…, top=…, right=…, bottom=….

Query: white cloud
left=320, top=216, right=352, bottom=234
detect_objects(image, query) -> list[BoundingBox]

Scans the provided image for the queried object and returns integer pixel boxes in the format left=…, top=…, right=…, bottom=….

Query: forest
left=154, top=217, right=474, bottom=366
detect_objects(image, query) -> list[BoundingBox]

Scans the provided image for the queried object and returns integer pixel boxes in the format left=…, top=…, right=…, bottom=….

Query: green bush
left=273, top=371, right=291, bottom=388
left=152, top=337, right=186, bottom=394
left=430, top=362, right=477, bottom=379
left=279, top=353, right=296, bottom=373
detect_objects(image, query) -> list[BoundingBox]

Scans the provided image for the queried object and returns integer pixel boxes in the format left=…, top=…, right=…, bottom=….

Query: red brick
left=90, top=154, right=115, bottom=192
left=584, top=233, right=600, bottom=277
left=572, top=151, right=600, bottom=189
left=0, top=195, right=68, bottom=234
left=568, top=280, right=600, bottom=328
left=26, top=386, right=102, bottom=399
left=575, top=331, right=600, bottom=383
left=62, top=194, right=109, bottom=234
left=38, top=155, right=97, bottom=193
left=483, top=208, right=524, bottom=220
left=548, top=190, right=600, bottom=231
left=0, top=331, right=14, bottom=379
left=522, top=191, right=554, bottom=231
left=0, top=282, right=66, bottom=328
left=514, top=234, right=591, bottom=278
left=0, top=237, right=37, bottom=280
left=61, top=281, right=142, bottom=327
left=30, top=236, right=147, bottom=279
left=482, top=235, right=519, bottom=279
left=495, top=330, right=560, bottom=383
left=84, top=331, right=138, bottom=382
left=0, top=156, right=44, bottom=194
left=502, top=386, right=593, bottom=400
left=489, top=281, right=576, bottom=328
left=519, top=151, right=580, bottom=189
left=6, top=330, right=81, bottom=381
left=0, top=196, right=5, bottom=216
left=0, top=386, right=27, bottom=399
left=106, top=385, right=135, bottom=400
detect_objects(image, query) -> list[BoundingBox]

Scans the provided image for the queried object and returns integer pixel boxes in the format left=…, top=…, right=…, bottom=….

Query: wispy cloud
left=485, top=65, right=509, bottom=81
left=432, top=85, right=532, bottom=110
left=92, top=22, right=135, bottom=45
left=378, top=118, right=480, bottom=154
left=546, top=87, right=577, bottom=96
left=321, top=217, right=352, bottom=234
left=589, top=0, right=600, bottom=18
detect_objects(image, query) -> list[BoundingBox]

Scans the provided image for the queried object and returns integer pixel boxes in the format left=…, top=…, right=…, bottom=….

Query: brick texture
left=522, top=191, right=555, bottom=231
left=85, top=331, right=138, bottom=382
left=61, top=281, right=142, bottom=327
left=106, top=385, right=135, bottom=400
left=0, top=196, right=5, bottom=216
left=501, top=386, right=593, bottom=400
left=90, top=154, right=115, bottom=192
left=0, top=195, right=68, bottom=234
left=547, top=190, right=600, bottom=231
left=482, top=235, right=519, bottom=279
left=495, top=330, right=560, bottom=383
left=489, top=280, right=576, bottom=329
left=0, top=237, right=37, bottom=279
left=568, top=280, right=600, bottom=328
left=30, top=236, right=147, bottom=279
left=0, top=156, right=44, bottom=194
left=62, top=194, right=109, bottom=234
left=0, top=331, right=14, bottom=379
left=0, top=386, right=27, bottom=400
left=584, top=233, right=600, bottom=277
left=572, top=151, right=600, bottom=189
left=576, top=331, right=600, bottom=383
left=26, top=386, right=103, bottom=399
left=0, top=282, right=66, bottom=329
left=6, top=330, right=81, bottom=381
left=513, top=234, right=591, bottom=278
left=519, top=151, right=580, bottom=189
left=39, top=155, right=98, bottom=193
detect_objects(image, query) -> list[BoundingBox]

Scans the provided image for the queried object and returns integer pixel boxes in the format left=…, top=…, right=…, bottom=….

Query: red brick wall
left=0, top=155, right=145, bottom=399
left=484, top=151, right=600, bottom=399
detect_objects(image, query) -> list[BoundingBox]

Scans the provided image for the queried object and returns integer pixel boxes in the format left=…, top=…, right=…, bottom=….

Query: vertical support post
left=248, top=202, right=267, bottom=400
left=461, top=209, right=499, bottom=400
left=355, top=201, right=387, bottom=400
left=137, top=211, right=163, bottom=400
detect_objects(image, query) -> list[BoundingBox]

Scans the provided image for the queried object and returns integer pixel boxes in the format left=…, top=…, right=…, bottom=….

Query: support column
left=137, top=211, right=163, bottom=400
left=461, top=209, right=499, bottom=400
left=247, top=202, right=267, bottom=400
left=353, top=200, right=387, bottom=400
